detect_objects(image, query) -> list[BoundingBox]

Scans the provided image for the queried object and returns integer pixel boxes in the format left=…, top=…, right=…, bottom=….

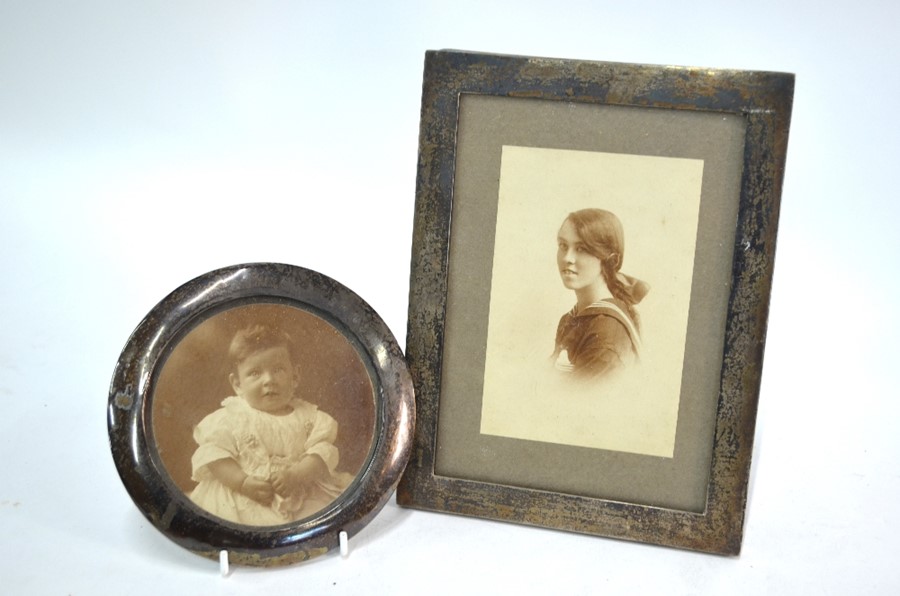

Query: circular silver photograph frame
left=108, top=263, right=414, bottom=566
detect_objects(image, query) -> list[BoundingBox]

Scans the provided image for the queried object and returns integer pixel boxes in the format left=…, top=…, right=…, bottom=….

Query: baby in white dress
left=189, top=324, right=353, bottom=526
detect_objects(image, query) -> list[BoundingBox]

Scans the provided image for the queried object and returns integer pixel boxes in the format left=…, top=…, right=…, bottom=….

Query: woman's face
left=557, top=218, right=603, bottom=291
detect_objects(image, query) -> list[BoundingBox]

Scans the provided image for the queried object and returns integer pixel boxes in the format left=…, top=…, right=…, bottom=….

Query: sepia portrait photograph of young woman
left=479, top=145, right=705, bottom=459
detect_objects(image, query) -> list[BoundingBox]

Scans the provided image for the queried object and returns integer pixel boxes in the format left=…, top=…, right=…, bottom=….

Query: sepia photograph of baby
left=149, top=302, right=375, bottom=527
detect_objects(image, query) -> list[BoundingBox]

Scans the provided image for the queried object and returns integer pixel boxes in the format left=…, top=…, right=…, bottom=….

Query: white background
left=1, top=1, right=898, bottom=594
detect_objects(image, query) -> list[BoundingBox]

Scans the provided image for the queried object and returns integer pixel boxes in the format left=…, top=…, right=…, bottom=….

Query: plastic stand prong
left=219, top=550, right=230, bottom=577
left=339, top=531, right=349, bottom=558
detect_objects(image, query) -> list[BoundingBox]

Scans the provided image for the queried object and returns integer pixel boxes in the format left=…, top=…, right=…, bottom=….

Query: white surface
left=2, top=1, right=899, bottom=594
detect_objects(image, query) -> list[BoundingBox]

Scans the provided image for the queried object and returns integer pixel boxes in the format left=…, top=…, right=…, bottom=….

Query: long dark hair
left=566, top=208, right=644, bottom=330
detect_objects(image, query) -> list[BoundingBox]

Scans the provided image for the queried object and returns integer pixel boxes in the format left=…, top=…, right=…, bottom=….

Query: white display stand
left=219, top=550, right=229, bottom=577
left=218, top=531, right=350, bottom=577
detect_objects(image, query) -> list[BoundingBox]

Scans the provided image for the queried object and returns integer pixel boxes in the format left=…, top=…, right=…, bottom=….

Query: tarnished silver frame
left=108, top=263, right=414, bottom=566
left=397, top=50, right=793, bottom=555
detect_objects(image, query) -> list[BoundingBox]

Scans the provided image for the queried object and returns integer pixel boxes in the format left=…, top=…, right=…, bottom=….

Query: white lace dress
left=189, top=396, right=353, bottom=526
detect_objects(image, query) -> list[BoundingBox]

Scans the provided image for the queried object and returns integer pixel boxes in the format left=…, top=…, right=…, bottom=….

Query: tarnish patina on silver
left=397, top=50, right=793, bottom=556
left=108, top=263, right=415, bottom=566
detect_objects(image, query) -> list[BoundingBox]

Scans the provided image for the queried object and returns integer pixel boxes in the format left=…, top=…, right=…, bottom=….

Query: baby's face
left=230, top=346, right=298, bottom=414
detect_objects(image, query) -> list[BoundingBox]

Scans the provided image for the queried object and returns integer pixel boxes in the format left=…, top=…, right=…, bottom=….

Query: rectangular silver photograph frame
left=397, top=50, right=793, bottom=555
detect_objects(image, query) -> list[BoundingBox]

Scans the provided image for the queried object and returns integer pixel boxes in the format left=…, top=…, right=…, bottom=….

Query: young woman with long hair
left=552, top=208, right=649, bottom=379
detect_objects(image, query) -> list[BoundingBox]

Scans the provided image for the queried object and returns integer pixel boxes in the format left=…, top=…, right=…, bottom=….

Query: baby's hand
left=272, top=456, right=327, bottom=496
left=271, top=466, right=304, bottom=497
left=240, top=477, right=274, bottom=505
